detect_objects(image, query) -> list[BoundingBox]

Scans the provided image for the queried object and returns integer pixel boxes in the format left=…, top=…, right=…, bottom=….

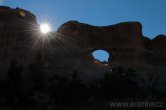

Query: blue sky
left=92, top=50, right=109, bottom=62
left=2, top=0, right=166, bottom=39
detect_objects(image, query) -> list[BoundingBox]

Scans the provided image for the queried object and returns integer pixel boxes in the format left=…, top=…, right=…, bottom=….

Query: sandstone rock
left=148, top=34, right=166, bottom=51
left=142, top=36, right=151, bottom=48
left=57, top=21, right=144, bottom=64
left=57, top=21, right=144, bottom=49
left=58, top=21, right=166, bottom=68
left=0, top=6, right=39, bottom=74
left=0, top=6, right=166, bottom=77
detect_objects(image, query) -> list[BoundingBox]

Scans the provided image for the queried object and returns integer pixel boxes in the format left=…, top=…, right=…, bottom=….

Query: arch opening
left=92, top=50, right=110, bottom=63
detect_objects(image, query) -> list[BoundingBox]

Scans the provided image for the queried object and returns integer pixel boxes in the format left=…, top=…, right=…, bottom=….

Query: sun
left=40, top=24, right=50, bottom=34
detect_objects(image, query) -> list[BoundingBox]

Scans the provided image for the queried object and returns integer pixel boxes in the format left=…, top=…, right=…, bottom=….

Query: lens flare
left=40, top=24, right=50, bottom=34
left=17, top=12, right=70, bottom=53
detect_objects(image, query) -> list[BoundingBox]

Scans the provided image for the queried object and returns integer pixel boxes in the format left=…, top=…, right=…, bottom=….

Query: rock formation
left=0, top=6, right=39, bottom=74
left=0, top=6, right=166, bottom=78
left=57, top=20, right=166, bottom=68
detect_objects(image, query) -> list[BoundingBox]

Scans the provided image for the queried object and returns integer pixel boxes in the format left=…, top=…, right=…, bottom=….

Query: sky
left=1, top=0, right=166, bottom=39
left=92, top=50, right=109, bottom=62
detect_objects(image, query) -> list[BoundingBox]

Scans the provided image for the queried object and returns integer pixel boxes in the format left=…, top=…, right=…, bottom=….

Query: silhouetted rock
left=148, top=34, right=166, bottom=50
left=57, top=20, right=143, bottom=49
left=58, top=21, right=166, bottom=68
left=0, top=6, right=39, bottom=74
left=142, top=36, right=151, bottom=48
left=0, top=6, right=166, bottom=77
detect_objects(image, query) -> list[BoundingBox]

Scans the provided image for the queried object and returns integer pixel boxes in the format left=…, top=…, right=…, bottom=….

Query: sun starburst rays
left=18, top=15, right=71, bottom=54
